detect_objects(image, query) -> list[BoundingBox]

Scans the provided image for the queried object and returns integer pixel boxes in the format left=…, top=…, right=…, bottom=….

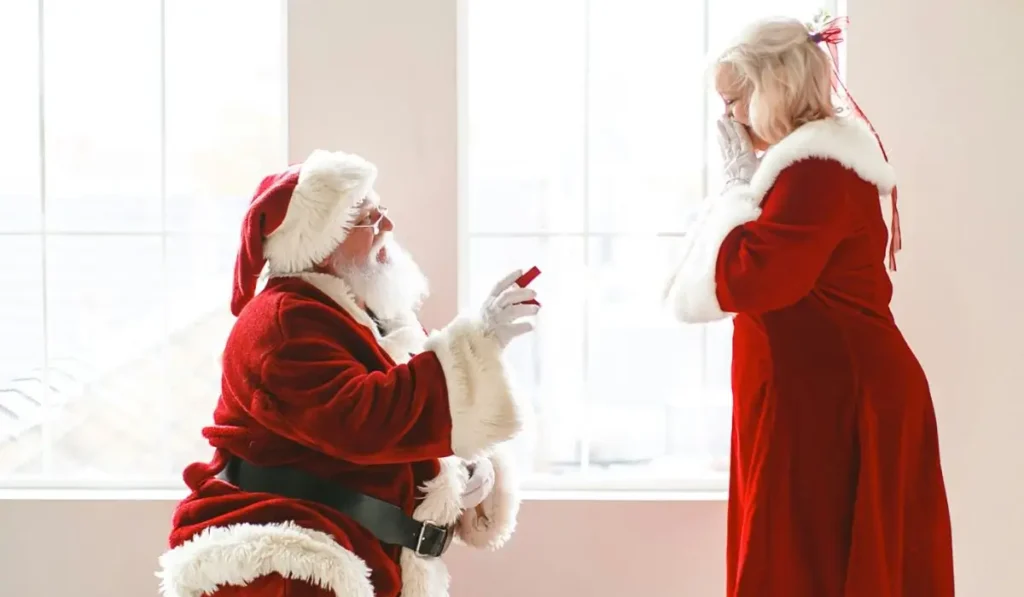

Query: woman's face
left=715, top=65, right=770, bottom=152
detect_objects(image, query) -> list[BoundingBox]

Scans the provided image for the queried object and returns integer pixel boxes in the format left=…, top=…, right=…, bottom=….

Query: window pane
left=43, top=0, right=162, bottom=233
left=467, top=236, right=586, bottom=475
left=164, top=233, right=238, bottom=473
left=587, top=236, right=706, bottom=405
left=165, top=0, right=285, bottom=234
left=43, top=235, right=166, bottom=479
left=0, top=3, right=42, bottom=232
left=464, top=1, right=841, bottom=488
left=708, top=0, right=831, bottom=51
left=585, top=235, right=731, bottom=478
left=584, top=401, right=731, bottom=482
left=0, top=236, right=45, bottom=476
left=466, top=0, right=587, bottom=234
left=0, top=2, right=283, bottom=487
left=587, top=1, right=708, bottom=234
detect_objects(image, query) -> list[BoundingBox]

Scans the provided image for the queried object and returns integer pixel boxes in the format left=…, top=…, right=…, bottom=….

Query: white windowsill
left=0, top=487, right=728, bottom=503
left=0, top=476, right=729, bottom=503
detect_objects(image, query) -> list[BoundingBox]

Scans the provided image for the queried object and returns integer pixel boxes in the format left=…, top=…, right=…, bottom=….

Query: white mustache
left=371, top=232, right=392, bottom=258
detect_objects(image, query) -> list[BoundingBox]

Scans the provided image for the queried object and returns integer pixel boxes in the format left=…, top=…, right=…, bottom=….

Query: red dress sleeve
left=250, top=296, right=524, bottom=465
left=664, top=159, right=850, bottom=321
left=715, top=159, right=850, bottom=314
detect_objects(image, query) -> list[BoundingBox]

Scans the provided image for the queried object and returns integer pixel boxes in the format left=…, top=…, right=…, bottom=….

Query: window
left=462, top=0, right=839, bottom=490
left=0, top=0, right=285, bottom=487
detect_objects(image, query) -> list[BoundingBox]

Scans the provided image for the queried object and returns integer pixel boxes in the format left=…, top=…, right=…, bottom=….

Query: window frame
left=0, top=0, right=846, bottom=497
left=456, top=0, right=842, bottom=494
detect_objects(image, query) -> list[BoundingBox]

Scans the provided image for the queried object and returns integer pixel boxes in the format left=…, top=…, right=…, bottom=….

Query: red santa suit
left=664, top=116, right=955, bottom=596
left=156, top=150, right=525, bottom=597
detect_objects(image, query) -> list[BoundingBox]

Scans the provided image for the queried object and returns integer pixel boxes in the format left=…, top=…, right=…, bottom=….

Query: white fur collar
left=747, top=116, right=896, bottom=204
left=270, top=271, right=427, bottom=363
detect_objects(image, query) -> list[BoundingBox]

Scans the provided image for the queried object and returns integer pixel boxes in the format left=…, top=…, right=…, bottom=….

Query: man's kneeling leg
left=204, top=572, right=334, bottom=597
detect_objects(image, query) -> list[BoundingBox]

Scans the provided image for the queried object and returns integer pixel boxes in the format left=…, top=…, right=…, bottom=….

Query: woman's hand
left=717, top=117, right=760, bottom=190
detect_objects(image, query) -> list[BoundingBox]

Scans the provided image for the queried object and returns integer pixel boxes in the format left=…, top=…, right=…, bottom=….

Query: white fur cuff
left=665, top=189, right=761, bottom=323
left=456, top=445, right=520, bottom=550
left=424, top=317, right=524, bottom=461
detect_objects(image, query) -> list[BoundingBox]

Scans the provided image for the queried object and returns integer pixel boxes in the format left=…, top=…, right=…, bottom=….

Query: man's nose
left=378, top=215, right=394, bottom=234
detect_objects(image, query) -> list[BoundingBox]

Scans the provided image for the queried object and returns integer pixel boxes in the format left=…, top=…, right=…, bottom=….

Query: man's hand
left=479, top=269, right=540, bottom=348
left=461, top=457, right=495, bottom=510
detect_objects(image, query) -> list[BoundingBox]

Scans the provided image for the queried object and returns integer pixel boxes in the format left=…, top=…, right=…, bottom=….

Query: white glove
left=480, top=269, right=540, bottom=348
left=461, top=458, right=495, bottom=510
left=717, top=117, right=760, bottom=190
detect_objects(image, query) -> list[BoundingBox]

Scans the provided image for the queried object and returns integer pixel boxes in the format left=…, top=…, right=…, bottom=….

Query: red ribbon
left=812, top=17, right=902, bottom=271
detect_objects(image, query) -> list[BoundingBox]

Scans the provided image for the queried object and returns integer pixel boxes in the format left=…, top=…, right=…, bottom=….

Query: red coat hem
left=158, top=451, right=521, bottom=597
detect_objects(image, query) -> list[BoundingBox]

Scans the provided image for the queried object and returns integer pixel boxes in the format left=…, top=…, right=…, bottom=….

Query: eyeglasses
left=350, top=206, right=389, bottom=235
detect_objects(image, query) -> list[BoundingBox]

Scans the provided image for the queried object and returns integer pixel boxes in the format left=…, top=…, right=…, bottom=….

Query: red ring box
left=515, top=266, right=541, bottom=306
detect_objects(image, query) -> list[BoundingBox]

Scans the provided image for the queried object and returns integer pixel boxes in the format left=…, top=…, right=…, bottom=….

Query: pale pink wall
left=0, top=1, right=1021, bottom=596
left=848, top=0, right=1024, bottom=591
left=288, top=0, right=458, bottom=329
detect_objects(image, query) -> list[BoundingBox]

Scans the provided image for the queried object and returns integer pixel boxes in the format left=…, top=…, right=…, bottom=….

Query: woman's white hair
left=715, top=17, right=836, bottom=144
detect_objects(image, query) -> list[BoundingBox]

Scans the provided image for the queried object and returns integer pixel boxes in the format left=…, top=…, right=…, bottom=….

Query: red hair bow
left=811, top=16, right=902, bottom=271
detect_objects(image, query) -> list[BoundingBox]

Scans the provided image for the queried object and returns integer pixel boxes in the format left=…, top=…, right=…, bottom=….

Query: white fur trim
left=664, top=189, right=762, bottom=323
left=377, top=311, right=430, bottom=363
left=663, top=116, right=891, bottom=323
left=379, top=324, right=429, bottom=364
left=456, top=444, right=520, bottom=550
left=748, top=116, right=896, bottom=205
left=155, top=522, right=374, bottom=597
left=399, top=457, right=467, bottom=597
left=424, top=317, right=524, bottom=461
left=287, top=272, right=427, bottom=365
left=265, top=150, right=378, bottom=275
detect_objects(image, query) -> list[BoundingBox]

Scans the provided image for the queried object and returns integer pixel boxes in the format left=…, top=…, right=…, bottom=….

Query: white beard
left=332, top=234, right=429, bottom=322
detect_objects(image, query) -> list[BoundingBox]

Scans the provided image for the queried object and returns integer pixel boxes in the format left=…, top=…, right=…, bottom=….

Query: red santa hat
left=230, top=149, right=378, bottom=316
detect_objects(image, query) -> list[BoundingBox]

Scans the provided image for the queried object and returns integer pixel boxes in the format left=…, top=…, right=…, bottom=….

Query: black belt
left=217, top=457, right=454, bottom=558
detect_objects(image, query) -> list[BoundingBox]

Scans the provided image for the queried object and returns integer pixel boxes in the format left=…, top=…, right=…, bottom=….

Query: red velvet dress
left=157, top=273, right=524, bottom=597
left=665, top=117, right=955, bottom=597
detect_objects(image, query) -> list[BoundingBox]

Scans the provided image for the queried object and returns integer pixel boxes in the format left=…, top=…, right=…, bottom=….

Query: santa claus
left=156, top=149, right=538, bottom=597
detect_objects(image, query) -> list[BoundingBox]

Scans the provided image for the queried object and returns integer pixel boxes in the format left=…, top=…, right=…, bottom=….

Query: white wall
left=1, top=1, right=1021, bottom=595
